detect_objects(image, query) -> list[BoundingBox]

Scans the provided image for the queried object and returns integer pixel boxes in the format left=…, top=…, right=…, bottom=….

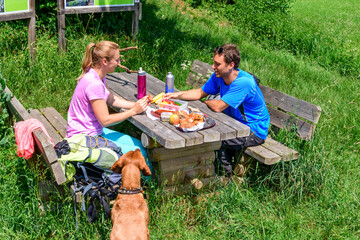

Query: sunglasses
left=215, top=46, right=224, bottom=54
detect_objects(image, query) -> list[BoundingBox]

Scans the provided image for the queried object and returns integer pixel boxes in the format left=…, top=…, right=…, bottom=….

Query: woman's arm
left=107, top=92, right=135, bottom=109
left=91, top=97, right=149, bottom=127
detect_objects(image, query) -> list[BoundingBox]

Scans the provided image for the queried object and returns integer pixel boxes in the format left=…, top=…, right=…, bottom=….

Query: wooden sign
left=57, top=0, right=141, bottom=51
left=0, top=0, right=36, bottom=59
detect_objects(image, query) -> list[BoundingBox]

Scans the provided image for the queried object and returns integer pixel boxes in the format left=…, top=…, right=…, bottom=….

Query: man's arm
left=203, top=99, right=229, bottom=112
left=163, top=88, right=208, bottom=101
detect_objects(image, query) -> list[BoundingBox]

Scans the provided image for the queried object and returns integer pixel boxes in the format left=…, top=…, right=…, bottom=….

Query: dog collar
left=118, top=187, right=143, bottom=195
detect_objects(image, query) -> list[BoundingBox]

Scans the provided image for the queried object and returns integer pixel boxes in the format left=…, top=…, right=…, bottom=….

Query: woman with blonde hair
left=66, top=40, right=153, bottom=175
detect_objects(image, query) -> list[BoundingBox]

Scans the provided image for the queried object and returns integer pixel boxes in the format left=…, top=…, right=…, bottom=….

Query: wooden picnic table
left=106, top=72, right=250, bottom=148
left=106, top=72, right=250, bottom=190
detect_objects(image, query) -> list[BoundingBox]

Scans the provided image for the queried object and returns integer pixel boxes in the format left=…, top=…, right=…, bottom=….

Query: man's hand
left=164, top=88, right=208, bottom=101
left=163, top=92, right=182, bottom=99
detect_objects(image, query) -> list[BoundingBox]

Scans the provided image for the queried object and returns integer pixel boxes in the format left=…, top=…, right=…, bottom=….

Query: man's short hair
left=213, top=44, right=241, bottom=69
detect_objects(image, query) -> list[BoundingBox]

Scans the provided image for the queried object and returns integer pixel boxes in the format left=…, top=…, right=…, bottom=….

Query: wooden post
left=28, top=0, right=36, bottom=60
left=132, top=3, right=140, bottom=35
left=57, top=0, right=66, bottom=52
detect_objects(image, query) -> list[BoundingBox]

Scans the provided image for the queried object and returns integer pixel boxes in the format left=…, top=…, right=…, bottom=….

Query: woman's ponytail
left=77, top=41, right=119, bottom=81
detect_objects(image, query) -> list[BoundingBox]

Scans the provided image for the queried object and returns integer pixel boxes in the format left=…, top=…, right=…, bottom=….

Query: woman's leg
left=102, top=127, right=154, bottom=181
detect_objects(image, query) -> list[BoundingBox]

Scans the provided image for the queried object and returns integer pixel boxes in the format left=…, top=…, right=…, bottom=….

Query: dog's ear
left=135, top=149, right=152, bottom=176
left=111, top=155, right=125, bottom=174
left=141, top=163, right=152, bottom=176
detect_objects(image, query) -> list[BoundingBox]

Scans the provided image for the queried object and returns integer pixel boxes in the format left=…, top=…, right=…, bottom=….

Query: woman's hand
left=130, top=97, right=150, bottom=114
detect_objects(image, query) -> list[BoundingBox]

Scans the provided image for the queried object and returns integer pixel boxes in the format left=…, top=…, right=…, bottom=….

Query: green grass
left=1, top=0, right=360, bottom=238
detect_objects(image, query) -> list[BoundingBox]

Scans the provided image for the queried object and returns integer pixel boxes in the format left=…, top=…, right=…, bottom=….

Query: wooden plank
left=50, top=161, right=67, bottom=185
left=32, top=129, right=58, bottom=165
left=5, top=86, right=31, bottom=121
left=190, top=60, right=214, bottom=78
left=28, top=109, right=63, bottom=145
left=41, top=107, right=67, bottom=138
left=186, top=72, right=208, bottom=89
left=268, top=106, right=315, bottom=140
left=57, top=0, right=66, bottom=52
left=27, top=0, right=36, bottom=60
left=159, top=164, right=214, bottom=186
left=157, top=151, right=215, bottom=175
left=244, top=145, right=281, bottom=165
left=131, top=4, right=139, bottom=35
left=0, top=12, right=33, bottom=22
left=262, top=137, right=299, bottom=161
left=148, top=141, right=221, bottom=162
left=260, top=84, right=322, bottom=124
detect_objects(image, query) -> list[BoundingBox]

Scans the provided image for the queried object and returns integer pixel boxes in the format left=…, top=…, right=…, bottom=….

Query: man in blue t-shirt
left=164, top=44, right=270, bottom=176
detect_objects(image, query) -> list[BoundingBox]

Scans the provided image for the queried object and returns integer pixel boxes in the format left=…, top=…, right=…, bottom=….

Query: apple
left=169, top=114, right=180, bottom=125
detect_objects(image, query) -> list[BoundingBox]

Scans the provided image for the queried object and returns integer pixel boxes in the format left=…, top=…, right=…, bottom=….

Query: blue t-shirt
left=201, top=70, right=270, bottom=139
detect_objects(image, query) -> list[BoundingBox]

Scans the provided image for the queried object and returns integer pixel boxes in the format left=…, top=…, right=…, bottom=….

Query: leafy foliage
left=183, top=0, right=360, bottom=78
left=0, top=72, right=13, bottom=147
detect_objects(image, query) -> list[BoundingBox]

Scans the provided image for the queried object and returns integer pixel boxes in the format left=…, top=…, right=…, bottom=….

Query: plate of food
left=170, top=111, right=216, bottom=132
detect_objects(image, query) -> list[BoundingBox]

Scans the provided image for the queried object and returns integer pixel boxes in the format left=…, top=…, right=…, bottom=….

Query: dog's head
left=111, top=149, right=151, bottom=176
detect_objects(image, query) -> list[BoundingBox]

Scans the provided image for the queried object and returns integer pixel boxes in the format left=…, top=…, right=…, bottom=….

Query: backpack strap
left=238, top=72, right=261, bottom=123
left=86, top=189, right=111, bottom=223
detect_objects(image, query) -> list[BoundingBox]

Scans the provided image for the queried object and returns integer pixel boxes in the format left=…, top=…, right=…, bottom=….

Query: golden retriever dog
left=110, top=149, right=152, bottom=240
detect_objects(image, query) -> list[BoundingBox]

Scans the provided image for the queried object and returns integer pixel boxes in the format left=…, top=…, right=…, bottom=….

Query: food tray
left=158, top=99, right=188, bottom=111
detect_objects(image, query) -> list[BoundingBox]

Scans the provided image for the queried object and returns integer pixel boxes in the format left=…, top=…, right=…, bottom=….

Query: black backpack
left=55, top=135, right=123, bottom=226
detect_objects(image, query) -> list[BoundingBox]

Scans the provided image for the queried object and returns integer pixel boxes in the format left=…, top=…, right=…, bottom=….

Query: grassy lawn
left=0, top=0, right=359, bottom=239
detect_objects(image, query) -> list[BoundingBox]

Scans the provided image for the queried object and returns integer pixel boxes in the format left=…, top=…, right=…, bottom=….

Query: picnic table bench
left=4, top=86, right=69, bottom=201
left=187, top=60, right=322, bottom=166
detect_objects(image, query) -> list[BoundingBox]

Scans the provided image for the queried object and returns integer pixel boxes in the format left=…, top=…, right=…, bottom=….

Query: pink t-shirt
left=66, top=68, right=110, bottom=138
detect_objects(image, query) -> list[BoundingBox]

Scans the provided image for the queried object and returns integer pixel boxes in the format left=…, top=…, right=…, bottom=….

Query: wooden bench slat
left=28, top=109, right=63, bottom=144
left=186, top=72, right=208, bottom=89
left=260, top=84, right=322, bottom=124
left=262, top=137, right=299, bottom=161
left=268, top=106, right=315, bottom=140
left=190, top=60, right=213, bottom=78
left=5, top=86, right=31, bottom=121
left=148, top=141, right=221, bottom=162
left=245, top=145, right=281, bottom=165
left=187, top=60, right=214, bottom=89
left=41, top=107, right=68, bottom=138
left=50, top=161, right=67, bottom=185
